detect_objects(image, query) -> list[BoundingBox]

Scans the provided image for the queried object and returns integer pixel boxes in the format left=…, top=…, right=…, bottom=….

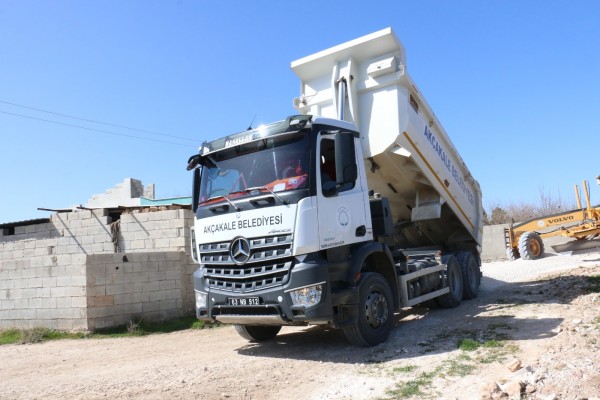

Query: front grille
left=200, top=234, right=293, bottom=293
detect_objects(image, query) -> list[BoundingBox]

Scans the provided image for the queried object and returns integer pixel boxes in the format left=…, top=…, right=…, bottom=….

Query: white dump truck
left=187, top=28, right=483, bottom=346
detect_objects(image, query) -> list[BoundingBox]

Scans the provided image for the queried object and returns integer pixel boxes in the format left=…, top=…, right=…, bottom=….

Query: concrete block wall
left=0, top=207, right=196, bottom=331
left=0, top=252, right=88, bottom=330
left=86, top=252, right=191, bottom=330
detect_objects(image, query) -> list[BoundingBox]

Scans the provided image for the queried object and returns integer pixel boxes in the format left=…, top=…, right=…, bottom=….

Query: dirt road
left=1, top=252, right=600, bottom=400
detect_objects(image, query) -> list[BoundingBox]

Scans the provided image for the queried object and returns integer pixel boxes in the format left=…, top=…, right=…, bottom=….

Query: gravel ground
left=1, top=249, right=599, bottom=400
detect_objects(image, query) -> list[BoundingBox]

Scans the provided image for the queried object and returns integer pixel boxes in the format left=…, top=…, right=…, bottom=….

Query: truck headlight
left=195, top=290, right=207, bottom=309
left=289, top=284, right=323, bottom=308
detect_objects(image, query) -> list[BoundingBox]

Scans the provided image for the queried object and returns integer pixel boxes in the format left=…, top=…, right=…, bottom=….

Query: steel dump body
left=292, top=28, right=483, bottom=247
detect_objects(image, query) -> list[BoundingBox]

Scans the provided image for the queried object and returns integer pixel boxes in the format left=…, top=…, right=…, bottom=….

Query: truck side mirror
left=192, top=167, right=201, bottom=213
left=335, top=133, right=358, bottom=184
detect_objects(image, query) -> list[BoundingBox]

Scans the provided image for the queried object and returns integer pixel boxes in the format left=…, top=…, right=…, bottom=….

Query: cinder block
left=42, top=277, right=57, bottom=287
left=114, top=292, right=149, bottom=305
left=50, top=287, right=66, bottom=297
left=12, top=249, right=24, bottom=259
left=56, top=319, right=74, bottom=330
left=148, top=271, right=166, bottom=281
left=12, top=279, right=29, bottom=289
left=145, top=281, right=160, bottom=291
left=87, top=273, right=107, bottom=286
left=92, top=209, right=109, bottom=218
left=0, top=310, right=11, bottom=321
left=1, top=260, right=16, bottom=270
left=71, top=319, right=88, bottom=330
left=80, top=235, right=95, bottom=245
left=159, top=299, right=178, bottom=311
left=86, top=285, right=106, bottom=296
left=36, top=287, right=52, bottom=298
left=71, top=275, right=87, bottom=286
left=33, top=246, right=48, bottom=257
left=163, top=288, right=182, bottom=300
left=65, top=286, right=86, bottom=296
left=0, top=299, right=15, bottom=310
left=91, top=295, right=114, bottom=307
left=28, top=277, right=44, bottom=288
left=106, top=282, right=142, bottom=296
left=22, top=288, right=37, bottom=298
left=169, top=238, right=187, bottom=248
left=142, top=301, right=160, bottom=313
left=169, top=219, right=186, bottom=229
left=164, top=269, right=182, bottom=281
left=71, top=296, right=87, bottom=308
left=159, top=280, right=178, bottom=290
left=41, top=297, right=57, bottom=308
left=148, top=291, right=166, bottom=302
left=56, top=297, right=72, bottom=308
left=148, top=253, right=167, bottom=262
left=154, top=238, right=171, bottom=249
left=68, top=220, right=83, bottom=229
left=10, top=308, right=36, bottom=319
left=131, top=240, right=145, bottom=250
left=56, top=276, right=72, bottom=287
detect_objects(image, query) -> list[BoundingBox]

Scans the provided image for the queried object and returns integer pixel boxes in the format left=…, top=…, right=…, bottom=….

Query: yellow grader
left=505, top=180, right=600, bottom=260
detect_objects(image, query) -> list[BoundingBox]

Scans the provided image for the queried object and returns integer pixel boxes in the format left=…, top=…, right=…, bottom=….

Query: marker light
left=195, top=290, right=207, bottom=309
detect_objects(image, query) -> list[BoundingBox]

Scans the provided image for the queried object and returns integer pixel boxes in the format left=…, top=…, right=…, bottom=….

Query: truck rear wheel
left=437, top=256, right=463, bottom=308
left=343, top=272, right=394, bottom=347
left=234, top=325, right=282, bottom=342
left=518, top=231, right=544, bottom=260
left=456, top=252, right=480, bottom=300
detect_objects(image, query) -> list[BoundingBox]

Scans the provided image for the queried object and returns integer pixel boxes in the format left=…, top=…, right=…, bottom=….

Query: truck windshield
left=199, top=133, right=310, bottom=204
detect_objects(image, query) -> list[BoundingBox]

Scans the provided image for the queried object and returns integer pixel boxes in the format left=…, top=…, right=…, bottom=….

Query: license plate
left=227, top=297, right=260, bottom=306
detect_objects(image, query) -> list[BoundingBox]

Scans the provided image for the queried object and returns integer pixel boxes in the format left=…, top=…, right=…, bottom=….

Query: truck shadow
left=234, top=270, right=597, bottom=363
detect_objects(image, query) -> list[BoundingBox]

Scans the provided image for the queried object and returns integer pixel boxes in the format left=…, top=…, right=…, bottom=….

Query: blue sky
left=1, top=1, right=599, bottom=223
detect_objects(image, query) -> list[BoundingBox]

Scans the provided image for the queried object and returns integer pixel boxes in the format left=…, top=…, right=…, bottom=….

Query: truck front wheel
left=234, top=325, right=282, bottom=342
left=343, top=272, right=394, bottom=347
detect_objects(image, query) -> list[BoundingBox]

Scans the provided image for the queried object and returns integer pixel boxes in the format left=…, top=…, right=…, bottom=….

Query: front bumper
left=194, top=255, right=345, bottom=325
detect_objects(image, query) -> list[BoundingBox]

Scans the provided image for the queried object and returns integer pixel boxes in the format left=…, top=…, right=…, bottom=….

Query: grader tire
left=506, top=247, right=520, bottom=261
left=518, top=232, right=545, bottom=260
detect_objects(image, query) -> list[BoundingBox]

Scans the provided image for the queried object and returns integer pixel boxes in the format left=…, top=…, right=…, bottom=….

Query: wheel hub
left=365, top=291, right=388, bottom=328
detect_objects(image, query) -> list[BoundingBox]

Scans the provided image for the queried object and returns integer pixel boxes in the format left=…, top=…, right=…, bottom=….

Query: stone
left=479, top=381, right=503, bottom=400
left=506, top=359, right=522, bottom=372
left=502, top=380, right=524, bottom=398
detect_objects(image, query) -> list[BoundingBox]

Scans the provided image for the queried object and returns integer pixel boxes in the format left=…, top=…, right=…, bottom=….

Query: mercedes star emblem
left=230, top=237, right=251, bottom=264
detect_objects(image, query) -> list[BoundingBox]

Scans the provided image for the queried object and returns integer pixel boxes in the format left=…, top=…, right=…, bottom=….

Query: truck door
left=316, top=134, right=369, bottom=250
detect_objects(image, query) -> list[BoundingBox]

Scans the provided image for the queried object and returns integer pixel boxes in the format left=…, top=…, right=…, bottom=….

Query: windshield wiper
left=242, top=186, right=288, bottom=205
left=206, top=194, right=241, bottom=211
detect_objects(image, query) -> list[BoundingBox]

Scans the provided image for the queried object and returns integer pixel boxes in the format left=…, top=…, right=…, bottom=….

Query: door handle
left=355, top=225, right=366, bottom=237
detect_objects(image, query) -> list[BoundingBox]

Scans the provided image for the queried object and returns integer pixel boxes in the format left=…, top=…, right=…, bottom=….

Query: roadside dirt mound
left=1, top=252, right=599, bottom=400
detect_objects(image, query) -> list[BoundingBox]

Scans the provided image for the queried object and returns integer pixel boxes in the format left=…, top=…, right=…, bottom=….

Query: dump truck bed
left=292, top=28, right=483, bottom=247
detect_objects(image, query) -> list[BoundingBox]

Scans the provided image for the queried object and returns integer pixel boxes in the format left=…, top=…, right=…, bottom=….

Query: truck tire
left=506, top=247, right=520, bottom=261
left=343, top=272, right=394, bottom=347
left=518, top=231, right=544, bottom=260
left=456, top=252, right=480, bottom=300
left=437, top=255, right=463, bottom=308
left=234, top=325, right=282, bottom=342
